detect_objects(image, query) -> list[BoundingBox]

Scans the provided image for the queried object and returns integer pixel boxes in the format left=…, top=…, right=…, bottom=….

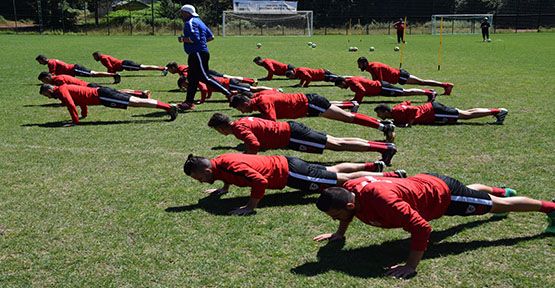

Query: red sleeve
left=48, top=60, right=56, bottom=74
left=198, top=82, right=209, bottom=99
left=255, top=99, right=277, bottom=121
left=59, top=88, right=79, bottom=124
left=373, top=195, right=432, bottom=251
left=297, top=70, right=311, bottom=86
left=234, top=125, right=261, bottom=153
left=228, top=162, right=268, bottom=199
left=101, top=56, right=114, bottom=73
left=351, top=81, right=366, bottom=102
left=263, top=61, right=275, bottom=80
left=80, top=105, right=88, bottom=118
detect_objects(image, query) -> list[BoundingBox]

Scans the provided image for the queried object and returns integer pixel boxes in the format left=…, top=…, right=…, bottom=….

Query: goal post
left=222, top=10, right=313, bottom=36
left=431, top=14, right=493, bottom=35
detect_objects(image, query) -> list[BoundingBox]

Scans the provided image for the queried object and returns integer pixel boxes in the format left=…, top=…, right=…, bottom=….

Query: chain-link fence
left=0, top=0, right=553, bottom=35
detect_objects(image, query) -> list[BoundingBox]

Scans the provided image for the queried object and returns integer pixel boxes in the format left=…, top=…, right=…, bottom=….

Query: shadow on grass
left=165, top=190, right=317, bottom=215
left=121, top=74, right=160, bottom=78
left=421, top=122, right=495, bottom=127
left=292, top=84, right=334, bottom=88
left=211, top=144, right=245, bottom=152
left=22, top=118, right=166, bottom=127
left=291, top=217, right=550, bottom=278
left=23, top=103, right=64, bottom=108
left=131, top=111, right=170, bottom=118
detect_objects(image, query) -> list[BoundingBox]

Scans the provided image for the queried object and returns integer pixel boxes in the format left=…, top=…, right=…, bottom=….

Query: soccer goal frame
left=222, top=10, right=313, bottom=37
left=431, top=14, right=493, bottom=35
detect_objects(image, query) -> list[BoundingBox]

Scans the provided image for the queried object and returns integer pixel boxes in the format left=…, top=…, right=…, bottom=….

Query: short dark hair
left=36, top=54, right=47, bottom=62
left=166, top=61, right=178, bottom=69
left=357, top=56, right=368, bottom=63
left=183, top=154, right=210, bottom=175
left=316, top=187, right=353, bottom=212
left=253, top=56, right=262, bottom=63
left=38, top=71, right=51, bottom=80
left=374, top=104, right=392, bottom=113
left=39, top=84, right=53, bottom=94
left=229, top=94, right=251, bottom=108
left=334, top=77, right=346, bottom=87
left=92, top=51, right=100, bottom=57
left=208, top=113, right=231, bottom=128
left=284, top=69, right=295, bottom=78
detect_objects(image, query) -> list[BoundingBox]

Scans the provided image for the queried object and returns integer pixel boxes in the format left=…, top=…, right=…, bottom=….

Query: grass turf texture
left=1, top=33, right=554, bottom=287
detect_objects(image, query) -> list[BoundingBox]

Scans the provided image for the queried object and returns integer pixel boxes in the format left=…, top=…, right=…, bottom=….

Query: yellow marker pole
left=400, top=16, right=407, bottom=68
left=438, top=17, right=443, bottom=71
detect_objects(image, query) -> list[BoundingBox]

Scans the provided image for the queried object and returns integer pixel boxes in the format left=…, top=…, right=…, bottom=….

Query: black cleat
left=380, top=144, right=397, bottom=166
left=168, top=105, right=178, bottom=121
left=394, top=169, right=407, bottom=178
left=113, top=74, right=121, bottom=84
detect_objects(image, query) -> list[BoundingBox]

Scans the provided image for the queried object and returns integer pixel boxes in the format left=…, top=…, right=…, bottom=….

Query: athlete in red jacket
left=37, top=72, right=152, bottom=98
left=92, top=52, right=167, bottom=75
left=183, top=153, right=406, bottom=215
left=207, top=113, right=398, bottom=165
left=179, top=76, right=278, bottom=104
left=285, top=67, right=339, bottom=87
left=253, top=56, right=293, bottom=80
left=314, top=174, right=555, bottom=279
left=39, top=84, right=177, bottom=125
left=335, top=76, right=437, bottom=102
left=357, top=57, right=454, bottom=95
left=374, top=101, right=509, bottom=126
left=35, top=54, right=120, bottom=83
left=229, top=91, right=395, bottom=142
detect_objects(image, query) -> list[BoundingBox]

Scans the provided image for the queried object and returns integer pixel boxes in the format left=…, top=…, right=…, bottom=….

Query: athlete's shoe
left=162, top=69, right=169, bottom=76
left=177, top=102, right=195, bottom=112
left=545, top=200, right=555, bottom=234
left=394, top=170, right=407, bottom=178
left=492, top=188, right=518, bottom=218
left=442, top=83, right=454, bottom=95
left=168, top=105, right=178, bottom=121
left=277, top=88, right=284, bottom=93
left=142, top=90, right=152, bottom=99
left=380, top=144, right=397, bottom=166
left=350, top=101, right=360, bottom=113
left=495, top=108, right=509, bottom=125
left=427, top=89, right=437, bottom=102
left=381, top=122, right=396, bottom=143
left=113, top=74, right=121, bottom=84
left=373, top=160, right=385, bottom=172
left=252, top=80, right=259, bottom=87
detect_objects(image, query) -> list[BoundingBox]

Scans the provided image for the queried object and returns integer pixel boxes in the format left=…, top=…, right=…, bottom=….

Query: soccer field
left=0, top=33, right=554, bottom=287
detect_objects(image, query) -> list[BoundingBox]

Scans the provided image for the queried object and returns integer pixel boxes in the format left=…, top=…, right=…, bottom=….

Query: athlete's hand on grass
left=229, top=206, right=255, bottom=216
left=385, top=264, right=417, bottom=279
left=204, top=188, right=228, bottom=197
left=313, top=233, right=345, bottom=242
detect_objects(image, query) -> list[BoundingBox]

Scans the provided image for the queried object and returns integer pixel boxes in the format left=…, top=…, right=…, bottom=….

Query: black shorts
left=286, top=156, right=337, bottom=192
left=398, top=69, right=411, bottom=85
left=73, top=64, right=92, bottom=77
left=428, top=174, right=493, bottom=216
left=379, top=81, right=404, bottom=96
left=87, top=83, right=100, bottom=88
left=287, top=121, right=328, bottom=154
left=208, top=70, right=224, bottom=77
left=97, top=87, right=130, bottom=109
left=433, top=102, right=459, bottom=124
left=122, top=60, right=141, bottom=71
left=305, top=93, right=331, bottom=116
left=229, top=79, right=251, bottom=93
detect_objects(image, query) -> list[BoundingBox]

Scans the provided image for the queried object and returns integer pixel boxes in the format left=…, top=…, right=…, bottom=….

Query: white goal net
left=222, top=10, right=313, bottom=36
left=431, top=14, right=493, bottom=35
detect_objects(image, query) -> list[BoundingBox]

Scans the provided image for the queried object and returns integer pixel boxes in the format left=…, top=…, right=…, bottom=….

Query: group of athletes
left=33, top=4, right=554, bottom=280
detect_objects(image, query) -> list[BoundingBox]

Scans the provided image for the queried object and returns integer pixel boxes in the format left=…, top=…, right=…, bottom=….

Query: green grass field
left=1, top=33, right=554, bottom=287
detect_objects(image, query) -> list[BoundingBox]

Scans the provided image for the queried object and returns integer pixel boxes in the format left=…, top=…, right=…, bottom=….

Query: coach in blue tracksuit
left=178, top=4, right=231, bottom=111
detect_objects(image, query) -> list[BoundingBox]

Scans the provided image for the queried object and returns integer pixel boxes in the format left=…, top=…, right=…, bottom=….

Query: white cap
left=180, top=4, right=199, bottom=17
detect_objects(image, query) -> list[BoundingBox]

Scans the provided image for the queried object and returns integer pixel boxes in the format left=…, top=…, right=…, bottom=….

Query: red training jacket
left=51, top=75, right=89, bottom=86
left=210, top=153, right=289, bottom=199
left=230, top=117, right=291, bottom=153
left=99, top=54, right=124, bottom=73
left=345, top=76, right=382, bottom=102
left=261, top=58, right=289, bottom=80
left=343, top=174, right=451, bottom=251
left=47, top=59, right=75, bottom=76
left=294, top=67, right=326, bottom=87
left=249, top=90, right=309, bottom=121
left=52, top=84, right=101, bottom=124
left=391, top=101, right=435, bottom=126
left=366, top=62, right=401, bottom=84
